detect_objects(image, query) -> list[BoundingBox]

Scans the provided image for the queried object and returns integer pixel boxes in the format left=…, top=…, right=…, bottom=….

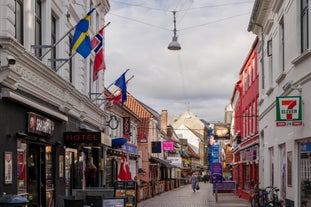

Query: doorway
left=28, top=144, right=46, bottom=206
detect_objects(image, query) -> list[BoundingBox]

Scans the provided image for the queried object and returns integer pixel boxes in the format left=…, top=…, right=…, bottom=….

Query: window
left=35, top=0, right=42, bottom=58
left=301, top=0, right=309, bottom=52
left=269, top=147, right=274, bottom=187
left=69, top=36, right=73, bottom=83
left=248, top=66, right=252, bottom=86
left=15, top=0, right=24, bottom=44
left=252, top=101, right=256, bottom=133
left=51, top=15, right=57, bottom=70
left=267, top=39, right=273, bottom=89
left=279, top=17, right=284, bottom=72
left=243, top=71, right=248, bottom=92
left=260, top=55, right=265, bottom=90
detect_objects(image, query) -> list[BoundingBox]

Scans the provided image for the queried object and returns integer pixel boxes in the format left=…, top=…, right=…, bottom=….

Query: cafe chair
left=64, top=199, right=84, bottom=207
left=85, top=196, right=102, bottom=207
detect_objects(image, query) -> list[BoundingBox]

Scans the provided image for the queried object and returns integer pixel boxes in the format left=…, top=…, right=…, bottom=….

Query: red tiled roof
left=187, top=145, right=200, bottom=159
left=124, top=93, right=157, bottom=136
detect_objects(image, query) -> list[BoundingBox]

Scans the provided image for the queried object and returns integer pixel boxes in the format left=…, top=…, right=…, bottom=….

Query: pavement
left=137, top=182, right=251, bottom=207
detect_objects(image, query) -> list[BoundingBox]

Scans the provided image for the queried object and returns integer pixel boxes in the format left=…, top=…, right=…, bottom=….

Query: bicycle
left=265, top=187, right=285, bottom=207
left=250, top=184, right=270, bottom=207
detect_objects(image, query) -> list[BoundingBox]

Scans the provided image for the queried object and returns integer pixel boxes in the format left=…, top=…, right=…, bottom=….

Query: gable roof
left=124, top=92, right=159, bottom=136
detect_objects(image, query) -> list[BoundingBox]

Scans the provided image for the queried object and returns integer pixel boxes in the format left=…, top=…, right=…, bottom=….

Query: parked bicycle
left=250, top=184, right=270, bottom=207
left=265, top=187, right=285, bottom=207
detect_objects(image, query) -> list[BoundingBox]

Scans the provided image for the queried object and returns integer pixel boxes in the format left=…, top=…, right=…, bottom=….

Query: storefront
left=234, top=144, right=259, bottom=200
left=0, top=94, right=67, bottom=207
left=299, top=140, right=311, bottom=207
left=63, top=130, right=111, bottom=194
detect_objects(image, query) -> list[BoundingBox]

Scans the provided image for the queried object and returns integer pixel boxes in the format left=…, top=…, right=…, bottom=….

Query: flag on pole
left=115, top=72, right=127, bottom=105
left=125, top=154, right=132, bottom=180
left=118, top=151, right=127, bottom=180
left=92, top=26, right=106, bottom=81
left=71, top=8, right=95, bottom=58
left=106, top=92, right=122, bottom=104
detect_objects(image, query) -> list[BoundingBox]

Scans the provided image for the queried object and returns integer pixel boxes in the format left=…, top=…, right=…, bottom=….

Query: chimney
left=161, top=110, right=168, bottom=133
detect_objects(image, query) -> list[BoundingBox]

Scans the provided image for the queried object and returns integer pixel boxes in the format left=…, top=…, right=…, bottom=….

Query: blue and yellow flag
left=71, top=8, right=95, bottom=58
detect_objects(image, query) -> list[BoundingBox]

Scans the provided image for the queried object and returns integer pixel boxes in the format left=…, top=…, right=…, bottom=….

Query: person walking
left=190, top=172, right=198, bottom=192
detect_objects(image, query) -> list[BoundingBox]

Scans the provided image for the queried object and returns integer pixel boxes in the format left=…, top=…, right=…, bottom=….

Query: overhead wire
left=108, top=1, right=254, bottom=32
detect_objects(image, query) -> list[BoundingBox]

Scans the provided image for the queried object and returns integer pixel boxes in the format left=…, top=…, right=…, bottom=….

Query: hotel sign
left=276, top=96, right=303, bottom=127
left=64, top=132, right=112, bottom=146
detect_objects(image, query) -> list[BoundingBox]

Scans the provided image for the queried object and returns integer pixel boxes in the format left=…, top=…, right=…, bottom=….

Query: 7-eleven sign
left=276, top=96, right=303, bottom=127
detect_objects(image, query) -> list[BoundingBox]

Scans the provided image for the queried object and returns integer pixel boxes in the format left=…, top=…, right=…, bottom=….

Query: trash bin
left=0, top=195, right=29, bottom=207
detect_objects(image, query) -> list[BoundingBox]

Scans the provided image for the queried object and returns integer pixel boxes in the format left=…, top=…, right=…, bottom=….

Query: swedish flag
left=71, top=8, right=95, bottom=58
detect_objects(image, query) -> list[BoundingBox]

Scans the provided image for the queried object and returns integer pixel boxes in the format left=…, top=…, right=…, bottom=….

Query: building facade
left=230, top=38, right=259, bottom=200
left=0, top=1, right=111, bottom=206
left=248, top=0, right=311, bottom=206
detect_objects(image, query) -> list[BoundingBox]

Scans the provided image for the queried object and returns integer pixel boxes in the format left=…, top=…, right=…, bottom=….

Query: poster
left=4, top=152, right=12, bottom=184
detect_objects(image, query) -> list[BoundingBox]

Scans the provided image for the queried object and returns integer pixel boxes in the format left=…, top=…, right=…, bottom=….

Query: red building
left=231, top=37, right=259, bottom=200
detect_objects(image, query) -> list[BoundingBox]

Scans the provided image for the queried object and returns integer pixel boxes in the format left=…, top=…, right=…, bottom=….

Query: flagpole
left=40, top=27, right=75, bottom=60
left=106, top=68, right=130, bottom=90
left=92, top=69, right=130, bottom=102
left=105, top=74, right=134, bottom=99
left=40, top=4, right=102, bottom=60
left=54, top=52, right=77, bottom=72
left=54, top=22, right=111, bottom=72
left=97, top=74, right=134, bottom=108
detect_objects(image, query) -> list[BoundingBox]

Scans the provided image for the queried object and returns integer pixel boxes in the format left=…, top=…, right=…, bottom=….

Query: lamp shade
left=168, top=36, right=181, bottom=50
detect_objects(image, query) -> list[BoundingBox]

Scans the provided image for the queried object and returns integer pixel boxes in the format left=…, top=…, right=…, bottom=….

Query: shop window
left=243, top=165, right=251, bottom=190
left=17, top=140, right=27, bottom=194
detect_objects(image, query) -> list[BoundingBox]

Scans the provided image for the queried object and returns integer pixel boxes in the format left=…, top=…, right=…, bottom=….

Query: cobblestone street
left=137, top=182, right=251, bottom=207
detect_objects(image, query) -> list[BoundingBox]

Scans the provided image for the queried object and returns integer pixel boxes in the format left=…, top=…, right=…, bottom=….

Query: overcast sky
left=104, top=0, right=256, bottom=122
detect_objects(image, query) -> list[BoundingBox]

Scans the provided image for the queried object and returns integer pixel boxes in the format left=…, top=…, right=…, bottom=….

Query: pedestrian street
left=137, top=182, right=251, bottom=207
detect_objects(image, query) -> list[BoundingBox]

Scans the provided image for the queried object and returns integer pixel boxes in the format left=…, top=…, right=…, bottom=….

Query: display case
left=114, top=181, right=137, bottom=207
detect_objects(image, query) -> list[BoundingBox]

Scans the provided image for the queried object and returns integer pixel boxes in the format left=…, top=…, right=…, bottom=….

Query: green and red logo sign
left=276, top=96, right=303, bottom=127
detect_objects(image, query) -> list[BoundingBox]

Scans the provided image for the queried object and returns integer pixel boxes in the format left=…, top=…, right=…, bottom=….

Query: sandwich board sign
left=276, top=96, right=303, bottom=127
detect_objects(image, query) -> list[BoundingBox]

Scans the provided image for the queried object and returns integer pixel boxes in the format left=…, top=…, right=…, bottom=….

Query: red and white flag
left=92, top=27, right=106, bottom=81
left=118, top=151, right=127, bottom=180
left=125, top=154, right=132, bottom=180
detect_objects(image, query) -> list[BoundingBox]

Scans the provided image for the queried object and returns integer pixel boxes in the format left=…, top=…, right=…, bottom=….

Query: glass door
left=65, top=148, right=79, bottom=196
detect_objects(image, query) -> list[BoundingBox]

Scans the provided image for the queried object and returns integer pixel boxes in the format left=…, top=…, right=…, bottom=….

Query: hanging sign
left=276, top=96, right=303, bottom=127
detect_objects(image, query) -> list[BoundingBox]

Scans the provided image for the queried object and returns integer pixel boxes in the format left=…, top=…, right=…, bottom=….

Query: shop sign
left=123, top=117, right=130, bottom=138
left=122, top=143, right=137, bottom=154
left=139, top=133, right=147, bottom=143
left=64, top=132, right=106, bottom=146
left=276, top=96, right=303, bottom=127
left=214, top=123, right=230, bottom=139
left=163, top=141, right=174, bottom=151
left=167, top=157, right=182, bottom=167
left=151, top=141, right=162, bottom=153
left=28, top=112, right=55, bottom=137
left=211, top=162, right=223, bottom=183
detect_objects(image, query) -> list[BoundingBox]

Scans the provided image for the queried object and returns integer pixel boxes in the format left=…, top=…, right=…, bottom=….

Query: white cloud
left=105, top=0, right=256, bottom=122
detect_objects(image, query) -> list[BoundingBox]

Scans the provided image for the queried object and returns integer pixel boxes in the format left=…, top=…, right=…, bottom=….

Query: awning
left=112, top=137, right=127, bottom=147
left=150, top=157, right=177, bottom=168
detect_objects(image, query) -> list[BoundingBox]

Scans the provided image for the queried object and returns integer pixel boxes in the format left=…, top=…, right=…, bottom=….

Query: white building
left=0, top=1, right=140, bottom=206
left=248, top=0, right=311, bottom=206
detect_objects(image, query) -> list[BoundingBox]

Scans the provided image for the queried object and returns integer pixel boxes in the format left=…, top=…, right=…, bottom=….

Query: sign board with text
left=276, top=96, right=303, bottom=127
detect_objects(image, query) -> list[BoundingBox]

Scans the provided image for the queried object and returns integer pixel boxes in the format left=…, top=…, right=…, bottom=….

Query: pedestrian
left=190, top=172, right=199, bottom=192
